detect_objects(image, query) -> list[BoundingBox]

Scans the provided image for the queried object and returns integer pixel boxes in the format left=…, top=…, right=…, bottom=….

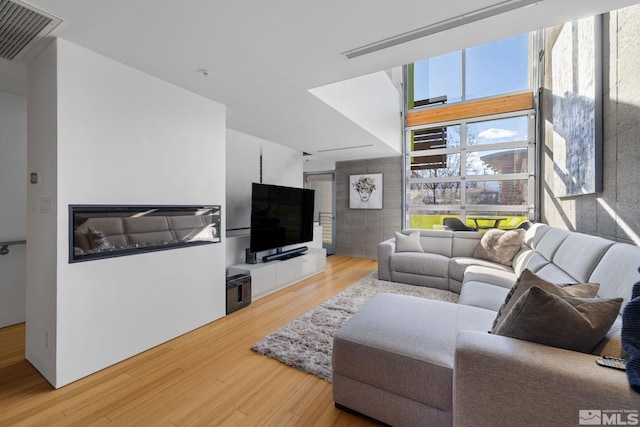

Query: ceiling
left=2, top=0, right=638, bottom=163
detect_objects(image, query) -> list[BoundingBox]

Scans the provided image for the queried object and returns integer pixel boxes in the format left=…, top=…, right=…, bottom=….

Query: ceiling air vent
left=0, top=0, right=62, bottom=61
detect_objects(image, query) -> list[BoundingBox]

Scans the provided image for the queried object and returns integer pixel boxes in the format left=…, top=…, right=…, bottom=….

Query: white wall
left=309, top=71, right=403, bottom=154
left=27, top=39, right=227, bottom=388
left=26, top=41, right=58, bottom=381
left=0, top=91, right=27, bottom=327
left=225, top=129, right=261, bottom=233
left=225, top=129, right=303, bottom=265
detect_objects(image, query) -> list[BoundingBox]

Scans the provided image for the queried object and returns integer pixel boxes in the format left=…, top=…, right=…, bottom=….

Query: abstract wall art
left=551, top=15, right=603, bottom=197
left=349, top=173, right=383, bottom=209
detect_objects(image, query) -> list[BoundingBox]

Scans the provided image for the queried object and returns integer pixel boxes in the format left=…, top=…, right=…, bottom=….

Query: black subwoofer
left=226, top=274, right=251, bottom=314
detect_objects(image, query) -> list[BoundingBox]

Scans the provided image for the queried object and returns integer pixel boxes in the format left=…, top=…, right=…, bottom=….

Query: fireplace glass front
left=70, top=205, right=221, bottom=262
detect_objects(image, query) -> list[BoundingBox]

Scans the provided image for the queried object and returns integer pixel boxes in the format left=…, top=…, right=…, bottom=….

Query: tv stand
left=262, top=246, right=307, bottom=262
left=228, top=247, right=326, bottom=301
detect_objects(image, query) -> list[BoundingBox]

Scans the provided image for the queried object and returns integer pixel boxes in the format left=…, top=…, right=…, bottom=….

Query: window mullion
left=461, top=49, right=466, bottom=102
left=460, top=121, right=467, bottom=222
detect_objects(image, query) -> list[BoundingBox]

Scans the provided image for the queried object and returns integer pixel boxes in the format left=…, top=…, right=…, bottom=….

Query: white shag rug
left=251, top=272, right=459, bottom=382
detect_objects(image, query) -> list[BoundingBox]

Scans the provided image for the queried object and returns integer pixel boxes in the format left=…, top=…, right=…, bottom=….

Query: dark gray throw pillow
left=494, top=286, right=622, bottom=354
left=491, top=269, right=600, bottom=333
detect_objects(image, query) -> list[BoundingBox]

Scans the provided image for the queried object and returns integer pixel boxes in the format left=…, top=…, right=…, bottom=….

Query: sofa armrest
left=454, top=330, right=640, bottom=427
left=378, top=238, right=396, bottom=280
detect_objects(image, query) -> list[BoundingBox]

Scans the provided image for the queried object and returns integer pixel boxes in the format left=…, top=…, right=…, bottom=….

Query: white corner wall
left=0, top=91, right=27, bottom=327
left=27, top=39, right=227, bottom=388
left=225, top=129, right=303, bottom=265
left=309, top=71, right=402, bottom=153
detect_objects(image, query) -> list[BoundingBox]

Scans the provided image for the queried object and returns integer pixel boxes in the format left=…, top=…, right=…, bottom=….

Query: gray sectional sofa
left=332, top=223, right=640, bottom=426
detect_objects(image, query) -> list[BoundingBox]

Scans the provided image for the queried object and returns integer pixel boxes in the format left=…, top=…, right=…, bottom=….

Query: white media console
left=227, top=247, right=326, bottom=301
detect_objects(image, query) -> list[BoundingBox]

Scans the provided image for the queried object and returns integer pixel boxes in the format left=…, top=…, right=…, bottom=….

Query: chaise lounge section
left=333, top=223, right=640, bottom=426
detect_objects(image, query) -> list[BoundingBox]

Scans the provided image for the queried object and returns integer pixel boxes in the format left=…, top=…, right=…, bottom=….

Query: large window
left=405, top=32, right=536, bottom=230
left=406, top=113, right=535, bottom=230
left=409, top=33, right=530, bottom=108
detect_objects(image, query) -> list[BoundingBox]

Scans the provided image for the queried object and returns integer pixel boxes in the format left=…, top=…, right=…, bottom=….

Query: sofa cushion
left=494, top=286, right=622, bottom=353
left=449, top=257, right=512, bottom=284
left=391, top=271, right=450, bottom=290
left=590, top=243, right=640, bottom=310
left=413, top=229, right=454, bottom=257
left=552, top=233, right=614, bottom=283
left=512, top=248, right=549, bottom=276
left=394, top=231, right=424, bottom=253
left=534, top=263, right=577, bottom=284
left=333, top=293, right=496, bottom=412
left=534, top=228, right=571, bottom=261
left=390, top=252, right=449, bottom=279
left=451, top=232, right=482, bottom=257
left=593, top=315, right=623, bottom=358
left=491, top=269, right=600, bottom=333
left=472, top=229, right=525, bottom=266
left=459, top=281, right=511, bottom=311
left=523, top=223, right=552, bottom=249
left=462, top=265, right=518, bottom=289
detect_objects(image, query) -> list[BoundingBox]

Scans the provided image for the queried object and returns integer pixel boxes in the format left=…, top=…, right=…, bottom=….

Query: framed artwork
left=551, top=15, right=603, bottom=197
left=349, top=173, right=383, bottom=209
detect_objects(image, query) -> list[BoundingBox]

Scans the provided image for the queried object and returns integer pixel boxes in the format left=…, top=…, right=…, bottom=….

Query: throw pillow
left=472, top=228, right=525, bottom=266
left=494, top=286, right=622, bottom=354
left=88, top=226, right=114, bottom=250
left=622, top=267, right=640, bottom=393
left=491, top=269, right=600, bottom=333
left=394, top=231, right=424, bottom=253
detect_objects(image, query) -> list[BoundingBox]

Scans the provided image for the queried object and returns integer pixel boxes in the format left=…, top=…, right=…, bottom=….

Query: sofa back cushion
left=534, top=263, right=577, bottom=284
left=552, top=233, right=614, bottom=283
left=512, top=249, right=549, bottom=276
left=534, top=228, right=571, bottom=261
left=408, top=229, right=454, bottom=257
left=452, top=232, right=483, bottom=257
left=589, top=243, right=640, bottom=310
left=524, top=223, right=552, bottom=249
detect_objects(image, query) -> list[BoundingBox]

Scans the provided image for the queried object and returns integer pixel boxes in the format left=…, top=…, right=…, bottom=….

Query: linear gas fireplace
left=70, top=205, right=221, bottom=263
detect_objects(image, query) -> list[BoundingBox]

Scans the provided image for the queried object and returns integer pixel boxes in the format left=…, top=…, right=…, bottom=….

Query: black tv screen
left=249, top=183, right=315, bottom=253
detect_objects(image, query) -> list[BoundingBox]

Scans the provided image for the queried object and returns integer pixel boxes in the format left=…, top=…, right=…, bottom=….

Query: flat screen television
left=249, top=183, right=315, bottom=253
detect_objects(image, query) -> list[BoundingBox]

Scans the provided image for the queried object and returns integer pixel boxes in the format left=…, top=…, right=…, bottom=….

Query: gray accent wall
left=335, top=156, right=402, bottom=259
left=541, top=5, right=640, bottom=244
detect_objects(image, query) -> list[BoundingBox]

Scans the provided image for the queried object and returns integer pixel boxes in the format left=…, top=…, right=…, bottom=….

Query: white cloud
left=478, top=128, right=518, bottom=140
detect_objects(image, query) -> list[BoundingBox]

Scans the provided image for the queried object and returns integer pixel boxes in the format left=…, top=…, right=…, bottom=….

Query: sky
left=413, top=33, right=530, bottom=145
left=413, top=33, right=529, bottom=105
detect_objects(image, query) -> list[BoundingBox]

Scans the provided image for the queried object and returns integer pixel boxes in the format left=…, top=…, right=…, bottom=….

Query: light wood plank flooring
left=0, top=255, right=379, bottom=426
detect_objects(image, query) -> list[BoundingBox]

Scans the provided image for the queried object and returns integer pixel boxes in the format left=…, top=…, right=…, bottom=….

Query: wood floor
left=0, top=255, right=379, bottom=426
